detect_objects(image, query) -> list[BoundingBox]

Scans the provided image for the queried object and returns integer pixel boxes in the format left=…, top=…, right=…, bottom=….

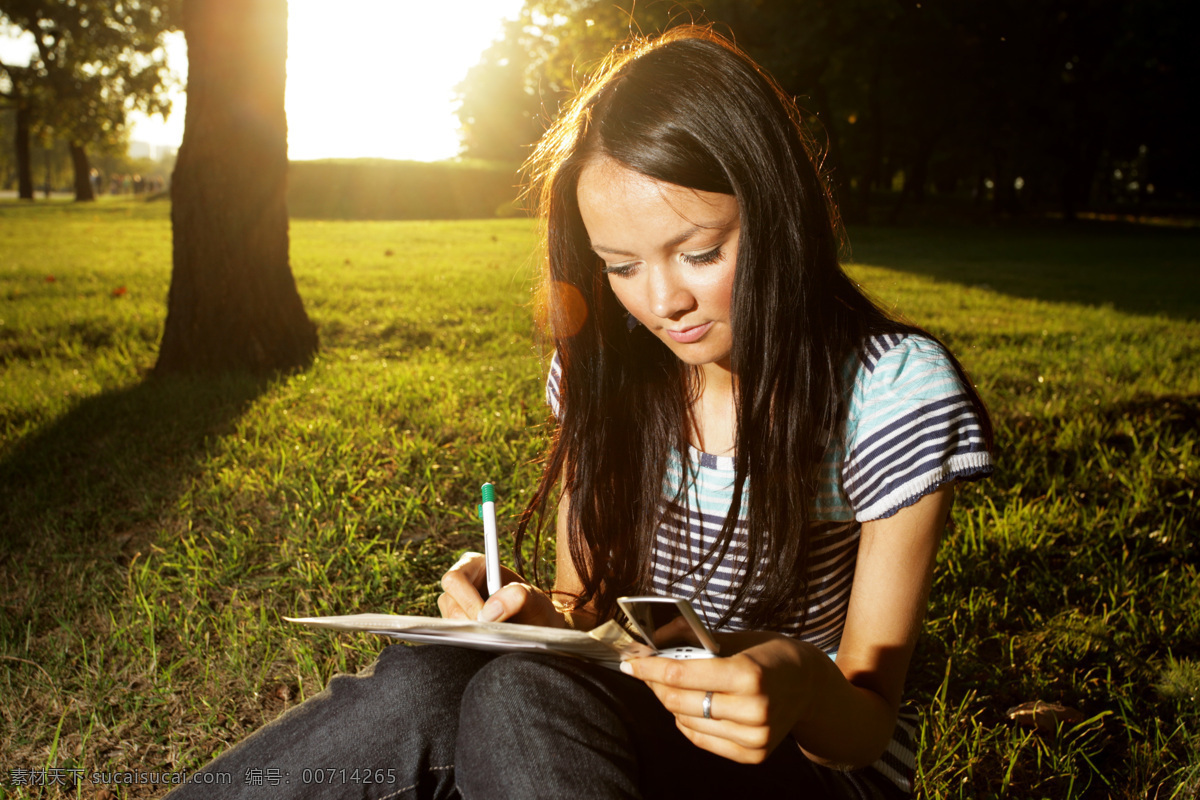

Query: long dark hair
left=515, top=26, right=991, bottom=629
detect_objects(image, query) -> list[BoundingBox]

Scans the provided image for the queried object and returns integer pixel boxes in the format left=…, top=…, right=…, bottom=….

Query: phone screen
left=618, top=597, right=719, bottom=654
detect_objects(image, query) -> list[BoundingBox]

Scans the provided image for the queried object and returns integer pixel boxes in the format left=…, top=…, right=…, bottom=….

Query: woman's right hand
left=437, top=552, right=567, bottom=628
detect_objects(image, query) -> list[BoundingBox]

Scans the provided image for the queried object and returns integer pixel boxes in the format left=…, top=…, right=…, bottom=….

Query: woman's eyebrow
left=590, top=242, right=640, bottom=256
left=591, top=223, right=729, bottom=256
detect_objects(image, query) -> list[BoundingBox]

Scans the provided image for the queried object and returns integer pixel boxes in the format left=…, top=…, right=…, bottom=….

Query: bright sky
left=5, top=0, right=526, bottom=162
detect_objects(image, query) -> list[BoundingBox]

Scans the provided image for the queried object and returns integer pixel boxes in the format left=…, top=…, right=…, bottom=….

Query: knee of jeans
left=457, top=654, right=583, bottom=780
left=372, top=643, right=489, bottom=684
left=457, top=655, right=646, bottom=798
left=459, top=654, right=576, bottom=731
left=321, top=643, right=492, bottom=719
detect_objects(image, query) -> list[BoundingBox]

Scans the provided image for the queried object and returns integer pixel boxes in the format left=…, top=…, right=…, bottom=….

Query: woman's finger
left=439, top=552, right=488, bottom=619
left=436, top=592, right=471, bottom=620
left=623, top=653, right=762, bottom=695
left=478, top=582, right=567, bottom=627
left=642, top=680, right=766, bottom=728
left=477, top=582, right=533, bottom=622
left=672, top=723, right=768, bottom=765
left=442, top=551, right=487, bottom=587
left=673, top=710, right=773, bottom=751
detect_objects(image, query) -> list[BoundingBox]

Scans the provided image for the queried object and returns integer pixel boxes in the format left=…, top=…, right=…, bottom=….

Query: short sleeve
left=842, top=334, right=992, bottom=522
left=545, top=350, right=563, bottom=419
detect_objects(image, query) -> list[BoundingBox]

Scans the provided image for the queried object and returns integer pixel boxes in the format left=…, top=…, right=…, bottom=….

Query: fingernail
left=619, top=661, right=634, bottom=675
left=478, top=601, right=503, bottom=622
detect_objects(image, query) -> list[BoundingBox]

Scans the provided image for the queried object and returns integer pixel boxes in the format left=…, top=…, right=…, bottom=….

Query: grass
left=1, top=196, right=1198, bottom=798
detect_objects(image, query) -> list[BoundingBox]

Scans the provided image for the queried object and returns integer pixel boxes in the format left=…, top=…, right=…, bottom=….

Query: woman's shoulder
left=842, top=331, right=992, bottom=521
left=849, top=332, right=969, bottom=412
left=855, top=331, right=957, bottom=382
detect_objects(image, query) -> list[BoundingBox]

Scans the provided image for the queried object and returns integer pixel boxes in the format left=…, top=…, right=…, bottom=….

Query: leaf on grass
left=1006, top=700, right=1087, bottom=733
left=46, top=275, right=57, bottom=282
left=111, top=286, right=127, bottom=297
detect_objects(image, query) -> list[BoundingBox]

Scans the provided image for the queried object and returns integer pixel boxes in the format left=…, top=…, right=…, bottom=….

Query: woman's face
left=576, top=157, right=740, bottom=375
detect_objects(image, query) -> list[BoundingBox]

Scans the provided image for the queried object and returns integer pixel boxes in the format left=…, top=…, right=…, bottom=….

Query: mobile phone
left=616, top=595, right=720, bottom=659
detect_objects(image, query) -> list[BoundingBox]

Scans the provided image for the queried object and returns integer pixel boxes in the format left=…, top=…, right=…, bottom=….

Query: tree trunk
left=70, top=143, right=95, bottom=201
left=15, top=99, right=34, bottom=201
left=156, top=0, right=317, bottom=374
left=42, top=149, right=52, bottom=198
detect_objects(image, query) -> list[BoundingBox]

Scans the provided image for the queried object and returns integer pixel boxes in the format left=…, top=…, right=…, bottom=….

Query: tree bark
left=70, top=143, right=95, bottom=201
left=15, top=99, right=34, bottom=201
left=156, top=0, right=317, bottom=374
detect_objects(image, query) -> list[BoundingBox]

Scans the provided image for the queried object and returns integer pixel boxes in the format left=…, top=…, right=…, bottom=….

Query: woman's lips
left=665, top=321, right=714, bottom=343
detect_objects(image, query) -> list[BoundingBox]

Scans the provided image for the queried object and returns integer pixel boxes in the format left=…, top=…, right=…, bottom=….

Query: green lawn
left=1, top=197, right=1198, bottom=798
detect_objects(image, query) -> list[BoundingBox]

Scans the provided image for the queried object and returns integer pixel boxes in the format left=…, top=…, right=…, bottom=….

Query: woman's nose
left=648, top=265, right=695, bottom=319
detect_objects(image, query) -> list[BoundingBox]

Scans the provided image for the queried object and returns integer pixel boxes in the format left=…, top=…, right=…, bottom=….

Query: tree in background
left=455, top=13, right=546, bottom=164
left=455, top=0, right=675, bottom=167
left=0, top=59, right=36, bottom=198
left=0, top=0, right=177, bottom=201
left=156, top=0, right=317, bottom=375
left=453, top=0, right=894, bottom=216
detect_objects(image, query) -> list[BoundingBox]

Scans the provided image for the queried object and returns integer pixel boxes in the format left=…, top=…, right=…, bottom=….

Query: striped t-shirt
left=546, top=333, right=992, bottom=793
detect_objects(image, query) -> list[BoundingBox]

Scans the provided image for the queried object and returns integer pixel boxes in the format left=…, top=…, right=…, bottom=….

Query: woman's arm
left=622, top=486, right=953, bottom=767
left=790, top=483, right=951, bottom=766
left=548, top=489, right=600, bottom=629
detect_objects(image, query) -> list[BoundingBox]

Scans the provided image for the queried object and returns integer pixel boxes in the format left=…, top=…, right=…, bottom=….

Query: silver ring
left=702, top=691, right=713, bottom=720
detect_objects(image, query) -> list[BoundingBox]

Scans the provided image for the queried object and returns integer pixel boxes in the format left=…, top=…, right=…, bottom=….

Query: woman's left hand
left=620, top=631, right=814, bottom=764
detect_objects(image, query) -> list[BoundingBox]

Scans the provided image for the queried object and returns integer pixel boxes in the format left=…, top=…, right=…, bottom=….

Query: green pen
left=479, top=483, right=500, bottom=596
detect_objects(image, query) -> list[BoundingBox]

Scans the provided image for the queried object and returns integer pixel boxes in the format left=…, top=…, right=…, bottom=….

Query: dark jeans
left=164, top=644, right=903, bottom=799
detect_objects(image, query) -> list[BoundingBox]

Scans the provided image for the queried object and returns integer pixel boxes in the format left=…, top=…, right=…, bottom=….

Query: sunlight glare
left=286, top=0, right=524, bottom=161
left=130, top=0, right=524, bottom=162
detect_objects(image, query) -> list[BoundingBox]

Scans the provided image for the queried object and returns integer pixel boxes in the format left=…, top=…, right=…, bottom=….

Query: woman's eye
left=681, top=247, right=723, bottom=266
left=602, top=263, right=638, bottom=278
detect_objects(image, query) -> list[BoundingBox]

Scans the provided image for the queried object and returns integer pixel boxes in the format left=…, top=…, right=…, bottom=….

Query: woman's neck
left=688, top=363, right=736, bottom=456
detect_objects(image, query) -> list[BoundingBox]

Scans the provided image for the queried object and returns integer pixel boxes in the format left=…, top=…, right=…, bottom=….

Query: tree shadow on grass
left=0, top=373, right=270, bottom=558
left=847, top=221, right=1200, bottom=322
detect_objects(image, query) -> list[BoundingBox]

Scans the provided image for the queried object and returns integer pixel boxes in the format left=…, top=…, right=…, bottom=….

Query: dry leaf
left=1006, top=700, right=1087, bottom=733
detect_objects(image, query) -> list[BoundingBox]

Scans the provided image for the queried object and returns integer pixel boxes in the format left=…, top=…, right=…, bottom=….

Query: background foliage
left=0, top=0, right=178, bottom=199
left=287, top=159, right=523, bottom=221
left=455, top=0, right=1200, bottom=221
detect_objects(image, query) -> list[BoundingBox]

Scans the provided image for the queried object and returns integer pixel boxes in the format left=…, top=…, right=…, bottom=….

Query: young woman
left=168, top=26, right=991, bottom=800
